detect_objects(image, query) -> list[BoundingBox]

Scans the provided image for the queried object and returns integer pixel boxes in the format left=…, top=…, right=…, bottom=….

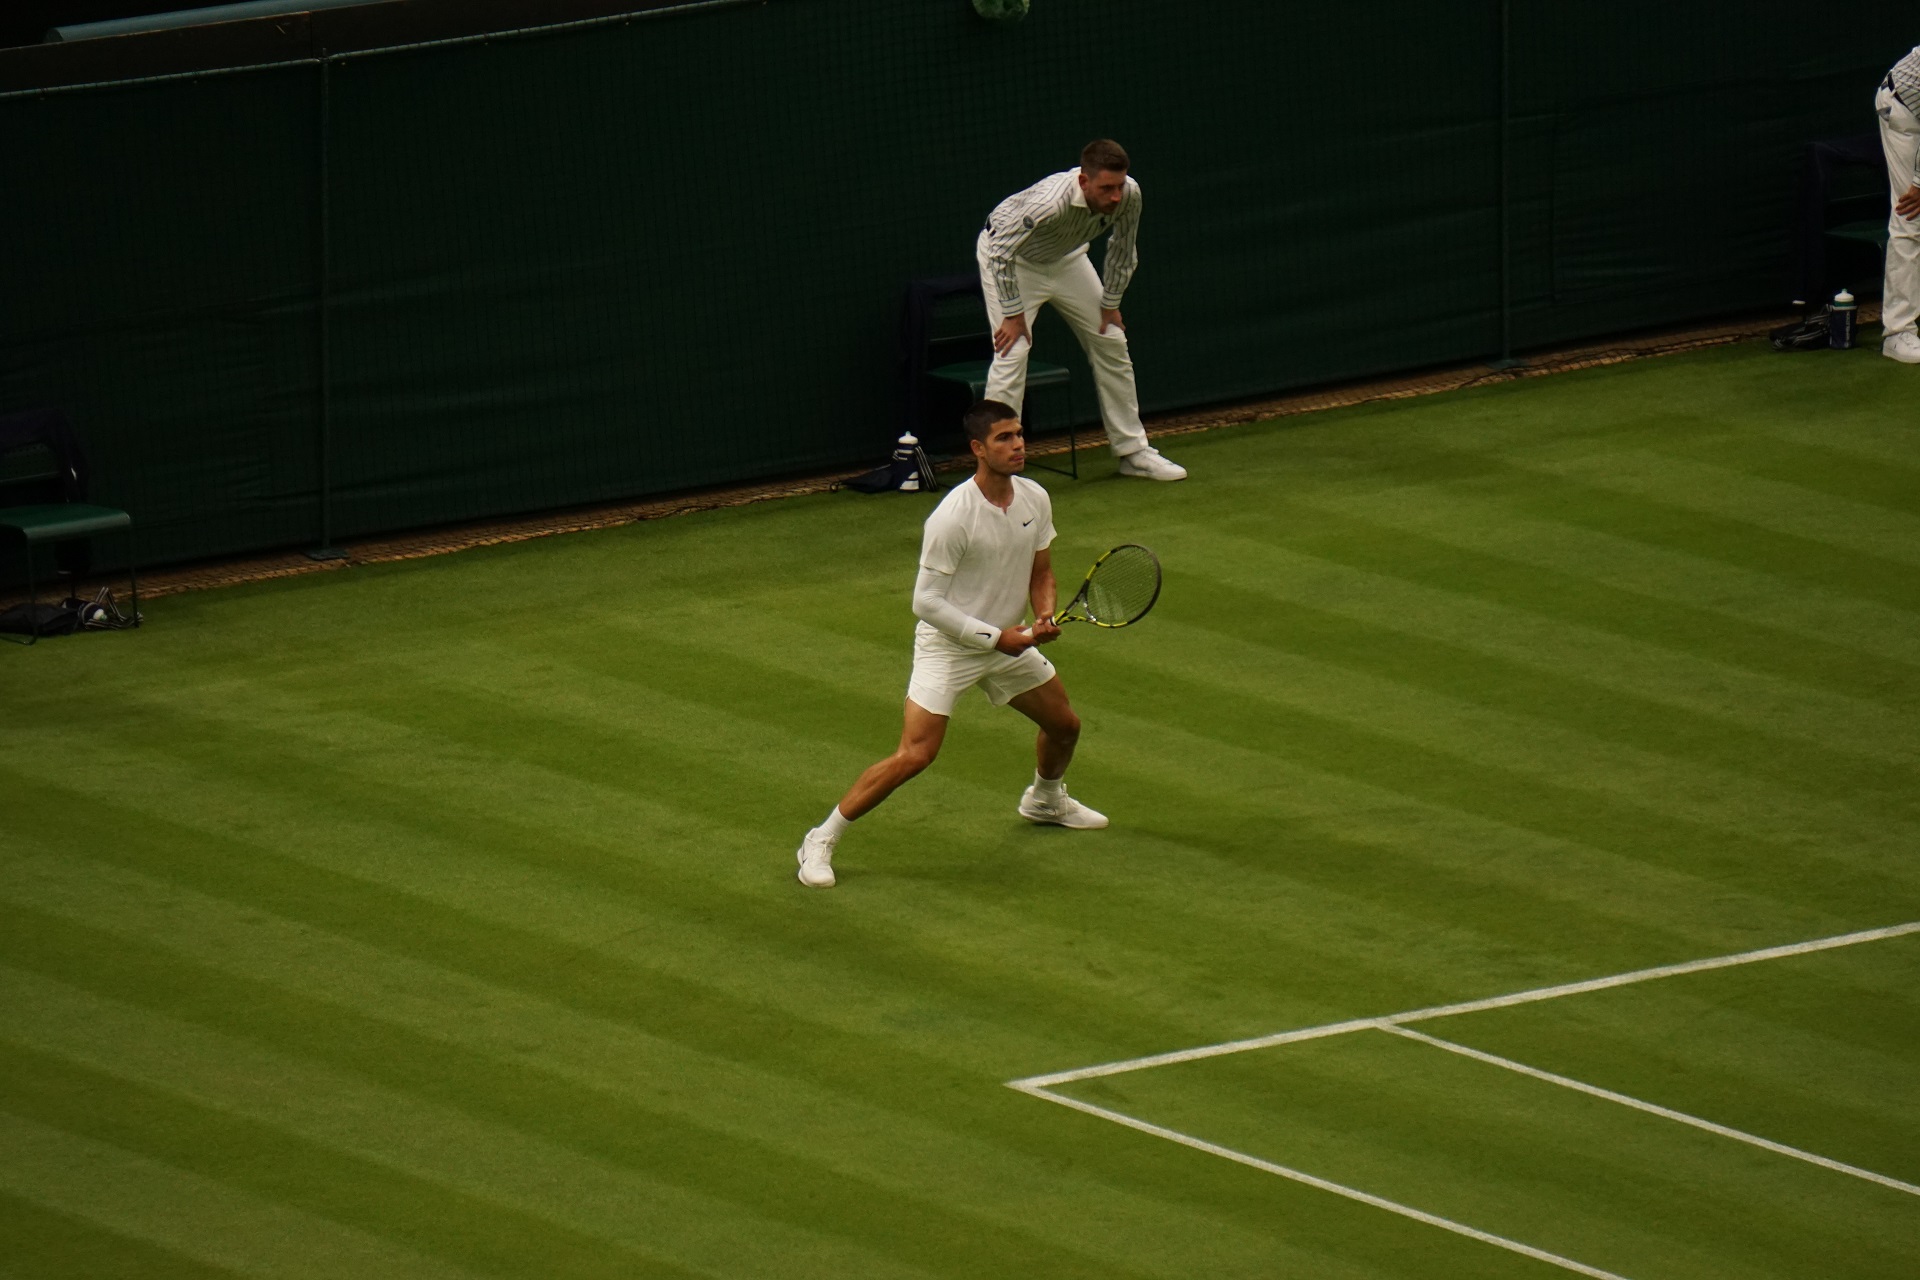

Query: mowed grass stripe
left=0, top=856, right=1262, bottom=1280
left=1199, top=507, right=1920, bottom=691
left=0, top=905, right=1361, bottom=1280
left=1129, top=615, right=1920, bottom=856
left=0, top=1194, right=246, bottom=1280
left=41, top=617, right=1843, bottom=1051
left=1513, top=445, right=1920, bottom=575
left=0, top=1109, right=485, bottom=1280
left=0, top=1040, right=709, bottom=1280
left=1648, top=430, right=1920, bottom=519
left=1172, top=576, right=1920, bottom=812
left=1269, top=492, right=1920, bottom=748
left=0, top=966, right=941, bottom=1280
left=0, top=691, right=1269, bottom=1071
left=1303, top=420, right=1920, bottom=616
left=1083, top=645, right=1919, bottom=908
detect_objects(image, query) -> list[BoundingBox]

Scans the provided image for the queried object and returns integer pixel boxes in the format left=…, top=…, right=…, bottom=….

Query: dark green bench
left=0, top=410, right=139, bottom=645
left=927, top=357, right=1079, bottom=479
left=1825, top=219, right=1890, bottom=250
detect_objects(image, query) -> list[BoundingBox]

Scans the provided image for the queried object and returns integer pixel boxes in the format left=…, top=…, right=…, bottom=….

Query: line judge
left=978, top=139, right=1187, bottom=480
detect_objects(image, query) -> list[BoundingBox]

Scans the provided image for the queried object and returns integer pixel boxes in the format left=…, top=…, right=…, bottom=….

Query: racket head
left=1056, top=543, right=1161, bottom=627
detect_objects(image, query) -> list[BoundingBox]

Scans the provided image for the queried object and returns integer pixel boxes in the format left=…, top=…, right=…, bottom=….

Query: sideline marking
left=1011, top=1083, right=1635, bottom=1280
left=1380, top=1024, right=1920, bottom=1200
left=1012, top=920, right=1920, bottom=1089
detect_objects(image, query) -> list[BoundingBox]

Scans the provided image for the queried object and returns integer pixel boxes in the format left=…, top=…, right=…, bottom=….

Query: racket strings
left=1083, top=545, right=1160, bottom=624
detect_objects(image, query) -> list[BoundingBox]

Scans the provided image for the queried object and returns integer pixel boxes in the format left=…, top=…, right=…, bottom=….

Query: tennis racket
left=1052, top=544, right=1162, bottom=628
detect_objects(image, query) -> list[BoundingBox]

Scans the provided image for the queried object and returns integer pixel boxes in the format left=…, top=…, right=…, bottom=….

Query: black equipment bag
left=1770, top=307, right=1833, bottom=352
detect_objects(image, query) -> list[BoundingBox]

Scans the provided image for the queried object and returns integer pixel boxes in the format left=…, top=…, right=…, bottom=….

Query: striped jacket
left=982, top=169, right=1142, bottom=314
left=1892, top=45, right=1920, bottom=114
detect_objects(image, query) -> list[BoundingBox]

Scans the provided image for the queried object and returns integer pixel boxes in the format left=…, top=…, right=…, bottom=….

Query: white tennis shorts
left=907, top=629, right=1056, bottom=716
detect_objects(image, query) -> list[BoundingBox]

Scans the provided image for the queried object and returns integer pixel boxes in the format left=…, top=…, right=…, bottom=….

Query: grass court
left=3, top=338, right=1918, bottom=1278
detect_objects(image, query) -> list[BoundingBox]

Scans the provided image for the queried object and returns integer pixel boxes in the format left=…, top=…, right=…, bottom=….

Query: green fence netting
left=0, top=0, right=1909, bottom=569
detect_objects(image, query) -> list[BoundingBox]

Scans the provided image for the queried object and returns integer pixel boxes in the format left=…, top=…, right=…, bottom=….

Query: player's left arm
left=1029, top=547, right=1061, bottom=643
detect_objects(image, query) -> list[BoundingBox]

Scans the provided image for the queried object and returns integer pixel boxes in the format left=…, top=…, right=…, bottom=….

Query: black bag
left=1770, top=307, right=1832, bottom=352
left=0, top=587, right=138, bottom=638
left=0, top=600, right=82, bottom=637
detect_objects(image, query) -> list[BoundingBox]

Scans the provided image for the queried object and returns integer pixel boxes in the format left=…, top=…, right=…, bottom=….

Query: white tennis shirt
left=914, top=475, right=1056, bottom=651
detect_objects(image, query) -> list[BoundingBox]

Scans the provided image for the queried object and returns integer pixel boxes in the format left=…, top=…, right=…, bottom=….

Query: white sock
left=816, top=805, right=853, bottom=843
left=1034, top=771, right=1066, bottom=798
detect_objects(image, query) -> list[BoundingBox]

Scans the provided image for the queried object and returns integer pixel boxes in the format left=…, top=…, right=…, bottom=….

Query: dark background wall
left=0, top=1, right=1910, bottom=569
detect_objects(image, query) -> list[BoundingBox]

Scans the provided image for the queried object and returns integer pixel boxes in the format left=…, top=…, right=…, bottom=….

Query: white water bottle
left=1829, top=288, right=1857, bottom=350
left=891, top=431, right=921, bottom=491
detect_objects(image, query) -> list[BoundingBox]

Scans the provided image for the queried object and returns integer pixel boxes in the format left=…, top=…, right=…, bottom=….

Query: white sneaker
left=1018, top=785, right=1109, bottom=829
left=1115, top=447, right=1187, bottom=481
left=796, top=830, right=836, bottom=887
left=1884, top=331, right=1920, bottom=364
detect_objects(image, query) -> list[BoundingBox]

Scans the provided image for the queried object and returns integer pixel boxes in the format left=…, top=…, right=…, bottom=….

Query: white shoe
left=1018, top=784, right=1109, bottom=829
left=796, top=830, right=836, bottom=887
left=1884, top=331, right=1920, bottom=364
left=1115, top=447, right=1187, bottom=481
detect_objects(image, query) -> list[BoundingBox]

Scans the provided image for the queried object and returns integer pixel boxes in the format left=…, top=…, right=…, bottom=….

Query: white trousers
left=974, top=230, right=1150, bottom=458
left=1878, top=85, right=1920, bottom=338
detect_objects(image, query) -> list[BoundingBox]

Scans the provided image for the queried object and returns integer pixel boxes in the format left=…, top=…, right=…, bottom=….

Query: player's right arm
left=914, top=516, right=1032, bottom=653
left=913, top=563, right=1017, bottom=651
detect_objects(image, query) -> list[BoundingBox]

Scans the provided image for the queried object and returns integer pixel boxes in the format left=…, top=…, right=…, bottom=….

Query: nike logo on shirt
left=1022, top=518, right=1034, bottom=527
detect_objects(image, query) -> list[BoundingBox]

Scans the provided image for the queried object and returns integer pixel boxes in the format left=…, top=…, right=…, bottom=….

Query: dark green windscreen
left=0, top=1, right=1908, bottom=567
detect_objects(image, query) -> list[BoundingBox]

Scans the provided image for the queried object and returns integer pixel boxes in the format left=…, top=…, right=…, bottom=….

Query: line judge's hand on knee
left=1900, top=185, right=1920, bottom=220
left=993, top=314, right=1029, bottom=356
left=1099, top=308, right=1125, bottom=334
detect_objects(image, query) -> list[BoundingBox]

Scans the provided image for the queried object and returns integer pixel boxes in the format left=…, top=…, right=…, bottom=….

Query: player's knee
left=896, top=741, right=940, bottom=775
left=1050, top=711, right=1081, bottom=746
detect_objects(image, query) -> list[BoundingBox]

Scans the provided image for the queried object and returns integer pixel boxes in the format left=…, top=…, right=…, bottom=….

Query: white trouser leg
left=975, top=233, right=1150, bottom=457
left=1044, top=251, right=1150, bottom=458
left=1879, top=86, right=1920, bottom=338
left=976, top=230, right=1049, bottom=414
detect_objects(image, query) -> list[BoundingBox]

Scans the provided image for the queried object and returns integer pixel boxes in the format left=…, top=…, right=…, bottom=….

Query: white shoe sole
left=1018, top=802, right=1110, bottom=830
left=1116, top=461, right=1187, bottom=482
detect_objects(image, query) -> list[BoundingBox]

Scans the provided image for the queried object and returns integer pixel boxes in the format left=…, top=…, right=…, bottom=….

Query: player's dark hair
left=1080, top=138, right=1129, bottom=174
left=963, top=399, right=1019, bottom=444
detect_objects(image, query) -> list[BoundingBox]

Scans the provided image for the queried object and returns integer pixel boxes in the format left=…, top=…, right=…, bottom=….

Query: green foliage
left=971, top=0, right=1031, bottom=21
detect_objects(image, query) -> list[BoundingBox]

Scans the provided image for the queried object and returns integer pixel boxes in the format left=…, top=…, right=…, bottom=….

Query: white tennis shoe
left=796, top=830, right=836, bottom=888
left=1019, top=785, right=1109, bottom=829
left=1115, top=447, right=1187, bottom=481
left=1884, top=331, right=1920, bottom=364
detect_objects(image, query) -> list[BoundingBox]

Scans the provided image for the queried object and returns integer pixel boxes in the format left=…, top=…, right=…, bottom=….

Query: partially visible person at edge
left=977, top=139, right=1188, bottom=479
left=1879, top=43, right=1920, bottom=363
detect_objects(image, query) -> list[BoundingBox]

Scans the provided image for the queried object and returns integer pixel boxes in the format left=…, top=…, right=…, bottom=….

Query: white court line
left=1010, top=1082, right=1636, bottom=1280
left=1012, top=920, right=1920, bottom=1089
left=1379, top=1024, right=1920, bottom=1199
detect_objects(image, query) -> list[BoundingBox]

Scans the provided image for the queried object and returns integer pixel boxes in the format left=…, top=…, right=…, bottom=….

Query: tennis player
left=979, top=139, right=1186, bottom=481
left=796, top=400, right=1106, bottom=889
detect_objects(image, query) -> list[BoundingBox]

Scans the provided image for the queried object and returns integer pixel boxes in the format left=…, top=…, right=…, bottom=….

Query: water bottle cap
left=1835, top=289, right=1855, bottom=304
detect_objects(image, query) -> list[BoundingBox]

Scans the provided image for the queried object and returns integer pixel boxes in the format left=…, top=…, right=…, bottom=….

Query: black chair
left=0, top=409, right=138, bottom=644
left=1796, top=133, right=1888, bottom=304
left=903, top=274, right=1079, bottom=479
